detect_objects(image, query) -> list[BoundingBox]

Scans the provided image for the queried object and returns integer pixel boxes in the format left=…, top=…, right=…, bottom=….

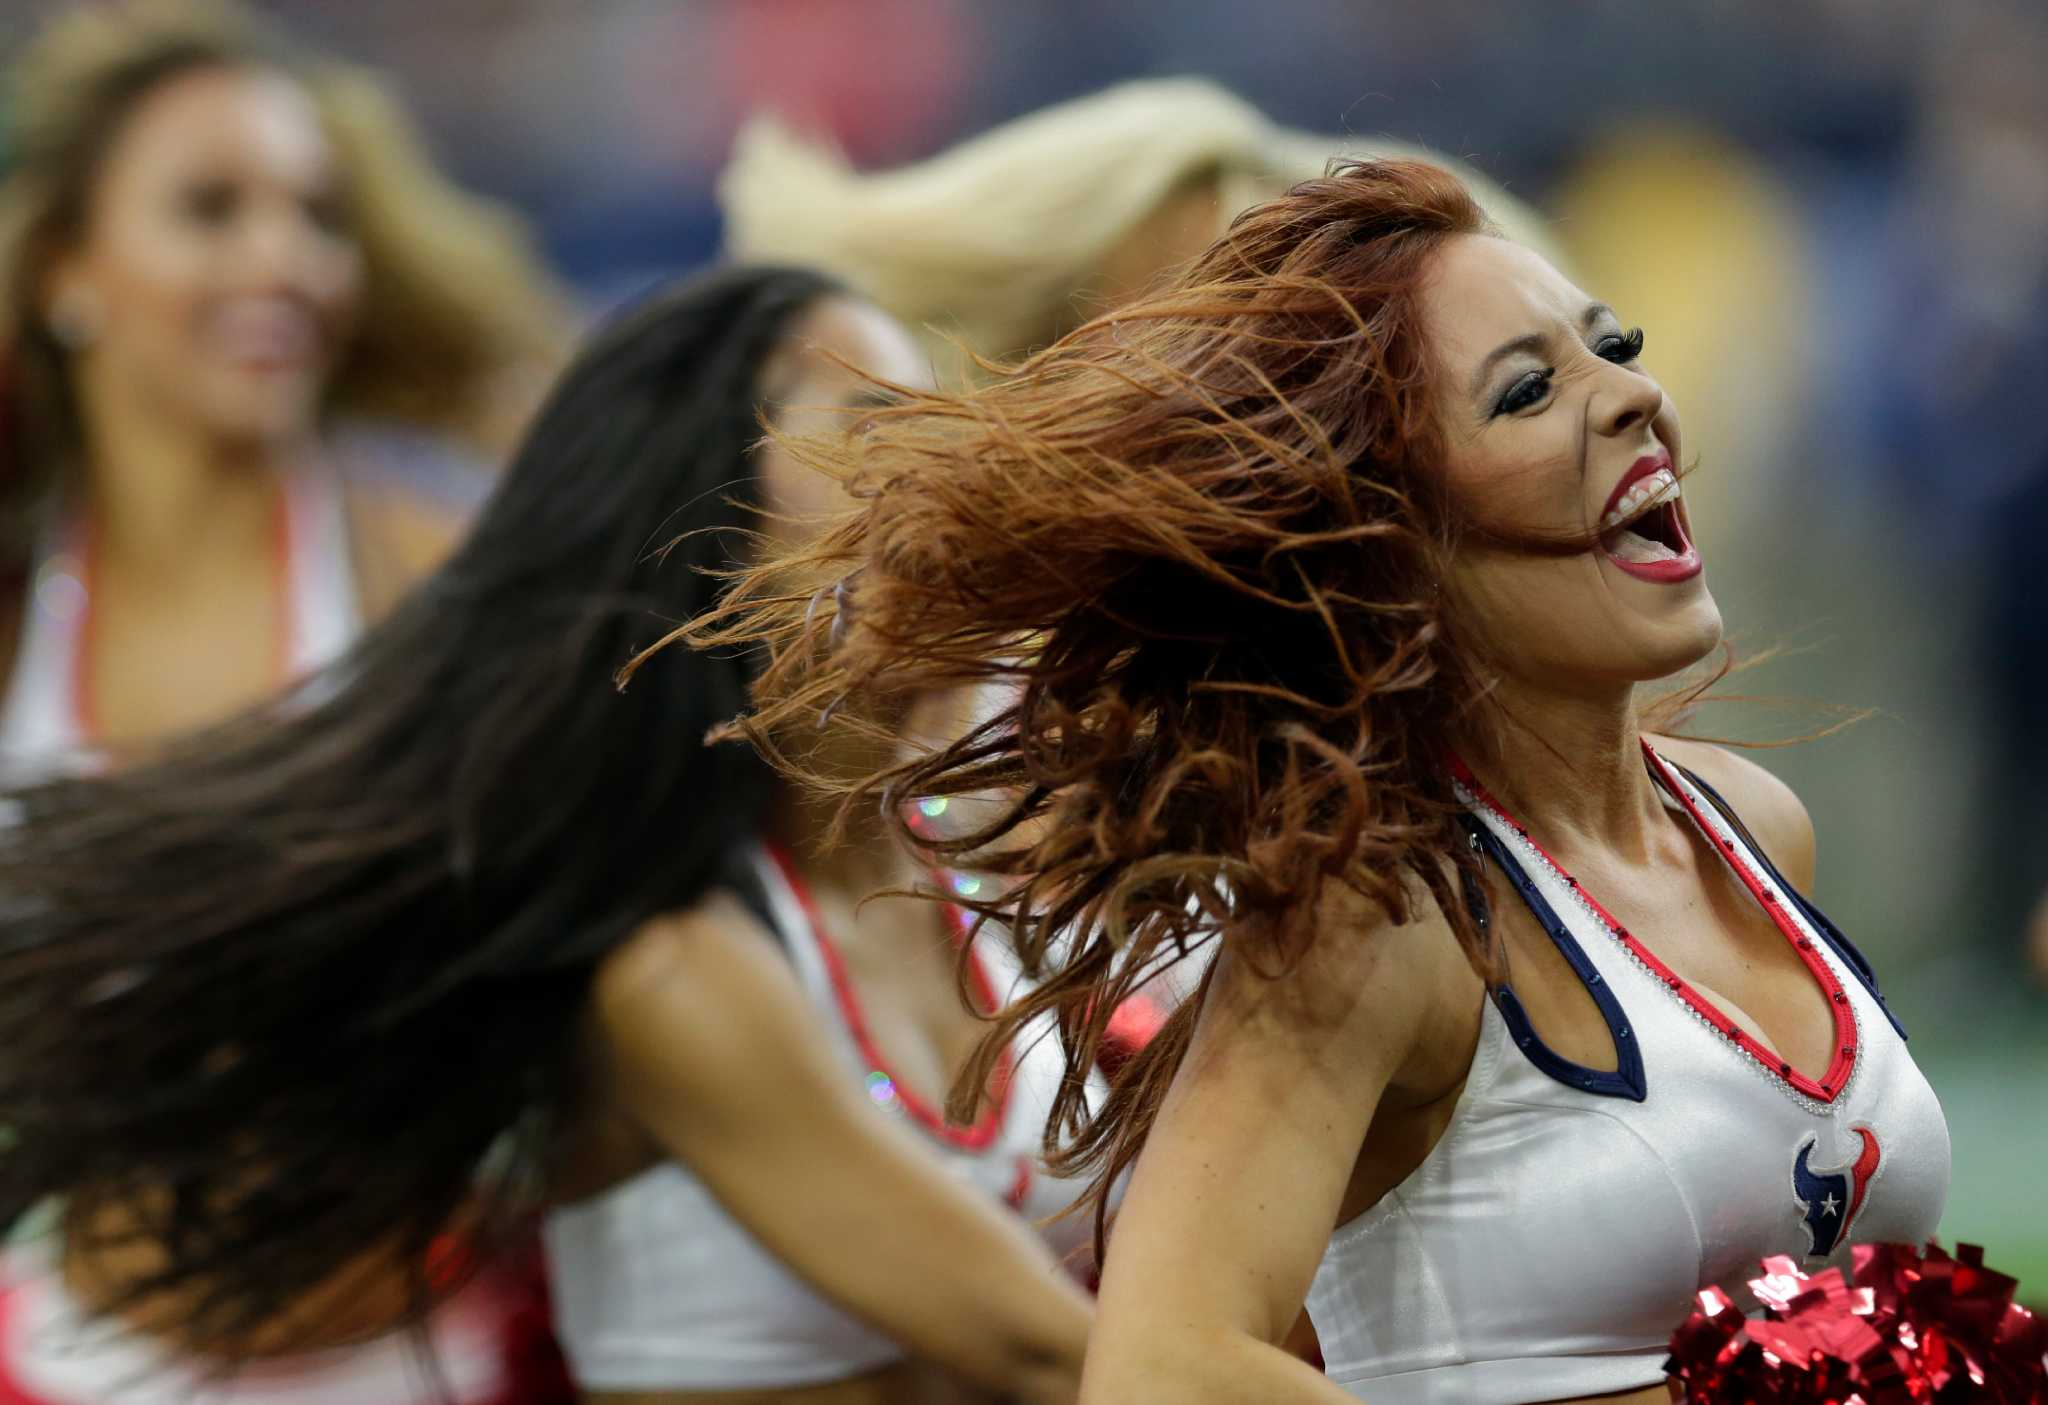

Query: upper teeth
left=1600, top=468, right=1680, bottom=533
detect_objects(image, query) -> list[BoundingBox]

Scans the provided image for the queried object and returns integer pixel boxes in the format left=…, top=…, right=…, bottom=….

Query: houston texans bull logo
left=1791, top=1125, right=1881, bottom=1258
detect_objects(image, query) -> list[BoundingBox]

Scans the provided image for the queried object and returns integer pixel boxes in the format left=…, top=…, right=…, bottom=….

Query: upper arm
left=1085, top=882, right=1471, bottom=1394
left=1653, top=737, right=1816, bottom=891
left=588, top=901, right=1088, bottom=1387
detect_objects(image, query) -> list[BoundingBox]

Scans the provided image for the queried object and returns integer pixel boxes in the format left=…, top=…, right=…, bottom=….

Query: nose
left=238, top=200, right=340, bottom=294
left=1590, top=358, right=1665, bottom=440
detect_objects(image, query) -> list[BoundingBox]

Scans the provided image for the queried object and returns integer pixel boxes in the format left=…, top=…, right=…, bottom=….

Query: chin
left=1636, top=593, right=1725, bottom=680
left=198, top=382, right=327, bottom=450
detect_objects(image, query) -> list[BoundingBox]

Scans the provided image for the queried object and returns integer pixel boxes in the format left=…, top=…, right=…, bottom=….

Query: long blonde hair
left=721, top=77, right=1559, bottom=377
left=0, top=0, right=573, bottom=560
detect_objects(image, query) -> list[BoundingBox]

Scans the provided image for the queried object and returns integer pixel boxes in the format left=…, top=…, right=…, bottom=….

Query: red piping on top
left=765, top=846, right=1016, bottom=1151
left=1448, top=740, right=1857, bottom=1105
left=73, top=483, right=295, bottom=746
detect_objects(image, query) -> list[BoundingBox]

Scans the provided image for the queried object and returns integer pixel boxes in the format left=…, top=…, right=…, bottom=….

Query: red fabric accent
left=1003, top=1155, right=1034, bottom=1210
left=0, top=1278, right=45, bottom=1405
left=425, top=1231, right=475, bottom=1294
left=1841, top=1126, right=1881, bottom=1240
left=1096, top=992, right=1169, bottom=1081
left=494, top=1248, right=576, bottom=1405
left=1447, top=741, right=1858, bottom=1106
left=765, top=847, right=1016, bottom=1150
left=268, top=475, right=294, bottom=677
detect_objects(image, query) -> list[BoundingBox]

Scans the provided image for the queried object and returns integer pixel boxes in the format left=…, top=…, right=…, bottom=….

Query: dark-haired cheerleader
left=0, top=266, right=1091, bottom=1404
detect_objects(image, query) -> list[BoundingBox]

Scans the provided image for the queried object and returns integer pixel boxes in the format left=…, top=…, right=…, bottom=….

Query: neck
left=72, top=384, right=310, bottom=567
left=768, top=790, right=922, bottom=898
left=1451, top=673, right=1665, bottom=862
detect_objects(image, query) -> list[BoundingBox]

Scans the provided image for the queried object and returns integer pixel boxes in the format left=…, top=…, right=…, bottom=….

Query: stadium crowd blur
left=3, top=0, right=2042, bottom=1282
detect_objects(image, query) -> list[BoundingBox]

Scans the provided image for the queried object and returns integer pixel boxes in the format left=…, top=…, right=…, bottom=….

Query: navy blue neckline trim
left=1670, top=765, right=1907, bottom=1041
left=1461, top=815, right=1648, bottom=1102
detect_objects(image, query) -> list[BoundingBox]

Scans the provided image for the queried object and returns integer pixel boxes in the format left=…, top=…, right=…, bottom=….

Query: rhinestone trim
left=1452, top=766, right=1863, bottom=1119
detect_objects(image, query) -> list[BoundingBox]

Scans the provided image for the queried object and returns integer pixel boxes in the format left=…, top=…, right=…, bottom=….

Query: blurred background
left=3, top=0, right=2041, bottom=1274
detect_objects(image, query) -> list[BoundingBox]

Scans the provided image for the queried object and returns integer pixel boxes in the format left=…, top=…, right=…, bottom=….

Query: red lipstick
left=1601, top=449, right=1674, bottom=523
left=1598, top=447, right=1701, bottom=584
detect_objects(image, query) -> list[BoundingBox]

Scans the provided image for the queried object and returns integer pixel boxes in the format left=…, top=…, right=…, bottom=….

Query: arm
left=590, top=898, right=1091, bottom=1404
left=1078, top=885, right=1471, bottom=1403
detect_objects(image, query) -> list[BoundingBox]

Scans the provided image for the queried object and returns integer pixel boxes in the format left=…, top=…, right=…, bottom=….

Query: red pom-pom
left=1665, top=1242, right=2047, bottom=1402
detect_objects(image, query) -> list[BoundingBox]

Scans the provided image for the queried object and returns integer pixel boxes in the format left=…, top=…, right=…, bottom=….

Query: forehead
left=783, top=297, right=934, bottom=394
left=101, top=65, right=333, bottom=187
left=1419, top=233, right=1591, bottom=370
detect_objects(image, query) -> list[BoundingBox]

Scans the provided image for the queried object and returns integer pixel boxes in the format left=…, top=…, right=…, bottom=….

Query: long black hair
left=0, top=264, right=841, bottom=1343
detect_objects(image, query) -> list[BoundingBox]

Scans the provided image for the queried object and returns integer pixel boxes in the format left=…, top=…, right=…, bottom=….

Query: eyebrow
left=1467, top=302, right=1618, bottom=399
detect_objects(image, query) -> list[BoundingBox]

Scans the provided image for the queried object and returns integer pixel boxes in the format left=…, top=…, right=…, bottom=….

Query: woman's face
left=755, top=297, right=934, bottom=540
left=1420, top=233, right=1722, bottom=695
left=754, top=297, right=959, bottom=777
left=46, top=65, right=363, bottom=449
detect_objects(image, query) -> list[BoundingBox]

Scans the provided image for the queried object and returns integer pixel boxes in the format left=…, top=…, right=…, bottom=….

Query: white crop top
left=541, top=849, right=1105, bottom=1392
left=1304, top=742, right=1950, bottom=1403
left=0, top=1236, right=526, bottom=1405
left=0, top=465, right=361, bottom=781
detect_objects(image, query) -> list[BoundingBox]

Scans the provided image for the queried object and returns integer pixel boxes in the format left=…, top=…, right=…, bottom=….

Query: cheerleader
left=675, top=160, right=1952, bottom=1404
left=0, top=267, right=1090, bottom=1405
left=0, top=0, right=568, bottom=778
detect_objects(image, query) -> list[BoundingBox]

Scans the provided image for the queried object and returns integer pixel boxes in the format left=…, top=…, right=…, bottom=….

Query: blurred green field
left=1901, top=967, right=2048, bottom=1308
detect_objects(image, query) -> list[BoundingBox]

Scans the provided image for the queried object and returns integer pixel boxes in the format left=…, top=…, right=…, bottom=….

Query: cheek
left=1443, top=434, right=1589, bottom=541
left=317, top=244, right=366, bottom=335
left=755, top=444, right=844, bottom=542
left=758, top=397, right=862, bottom=537
left=88, top=213, right=219, bottom=347
left=1449, top=552, right=1594, bottom=659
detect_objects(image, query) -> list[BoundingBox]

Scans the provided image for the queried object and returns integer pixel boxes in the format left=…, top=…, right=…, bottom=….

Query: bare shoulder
left=1205, top=871, right=1480, bottom=1098
left=1649, top=735, right=1816, bottom=890
left=589, top=894, right=782, bottom=1037
left=586, top=893, right=844, bottom=1138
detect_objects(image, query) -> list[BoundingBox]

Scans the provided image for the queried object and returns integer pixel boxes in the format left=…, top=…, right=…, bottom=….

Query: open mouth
left=205, top=296, right=323, bottom=374
left=1597, top=456, right=1702, bottom=584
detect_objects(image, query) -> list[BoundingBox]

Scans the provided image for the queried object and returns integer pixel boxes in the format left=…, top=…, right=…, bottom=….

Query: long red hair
left=673, top=159, right=1530, bottom=1239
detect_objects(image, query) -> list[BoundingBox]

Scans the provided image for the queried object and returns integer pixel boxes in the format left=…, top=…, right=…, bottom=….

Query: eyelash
left=181, top=182, right=239, bottom=226
left=1494, top=326, right=1647, bottom=416
left=176, top=183, right=353, bottom=241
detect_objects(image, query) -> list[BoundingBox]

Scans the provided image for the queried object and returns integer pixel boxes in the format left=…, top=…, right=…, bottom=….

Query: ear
left=37, top=246, right=83, bottom=324
left=39, top=256, right=105, bottom=352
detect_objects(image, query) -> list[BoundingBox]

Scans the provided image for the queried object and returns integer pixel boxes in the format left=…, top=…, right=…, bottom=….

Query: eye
left=177, top=179, right=240, bottom=228
left=1495, top=369, right=1552, bottom=416
left=301, top=191, right=353, bottom=239
left=1595, top=326, right=1646, bottom=364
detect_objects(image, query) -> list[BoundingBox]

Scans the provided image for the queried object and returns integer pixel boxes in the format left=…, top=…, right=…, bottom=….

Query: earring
left=47, top=287, right=104, bottom=350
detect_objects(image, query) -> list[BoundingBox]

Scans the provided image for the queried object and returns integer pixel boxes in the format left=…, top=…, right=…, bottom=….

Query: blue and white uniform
left=1305, top=740, right=1949, bottom=1404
